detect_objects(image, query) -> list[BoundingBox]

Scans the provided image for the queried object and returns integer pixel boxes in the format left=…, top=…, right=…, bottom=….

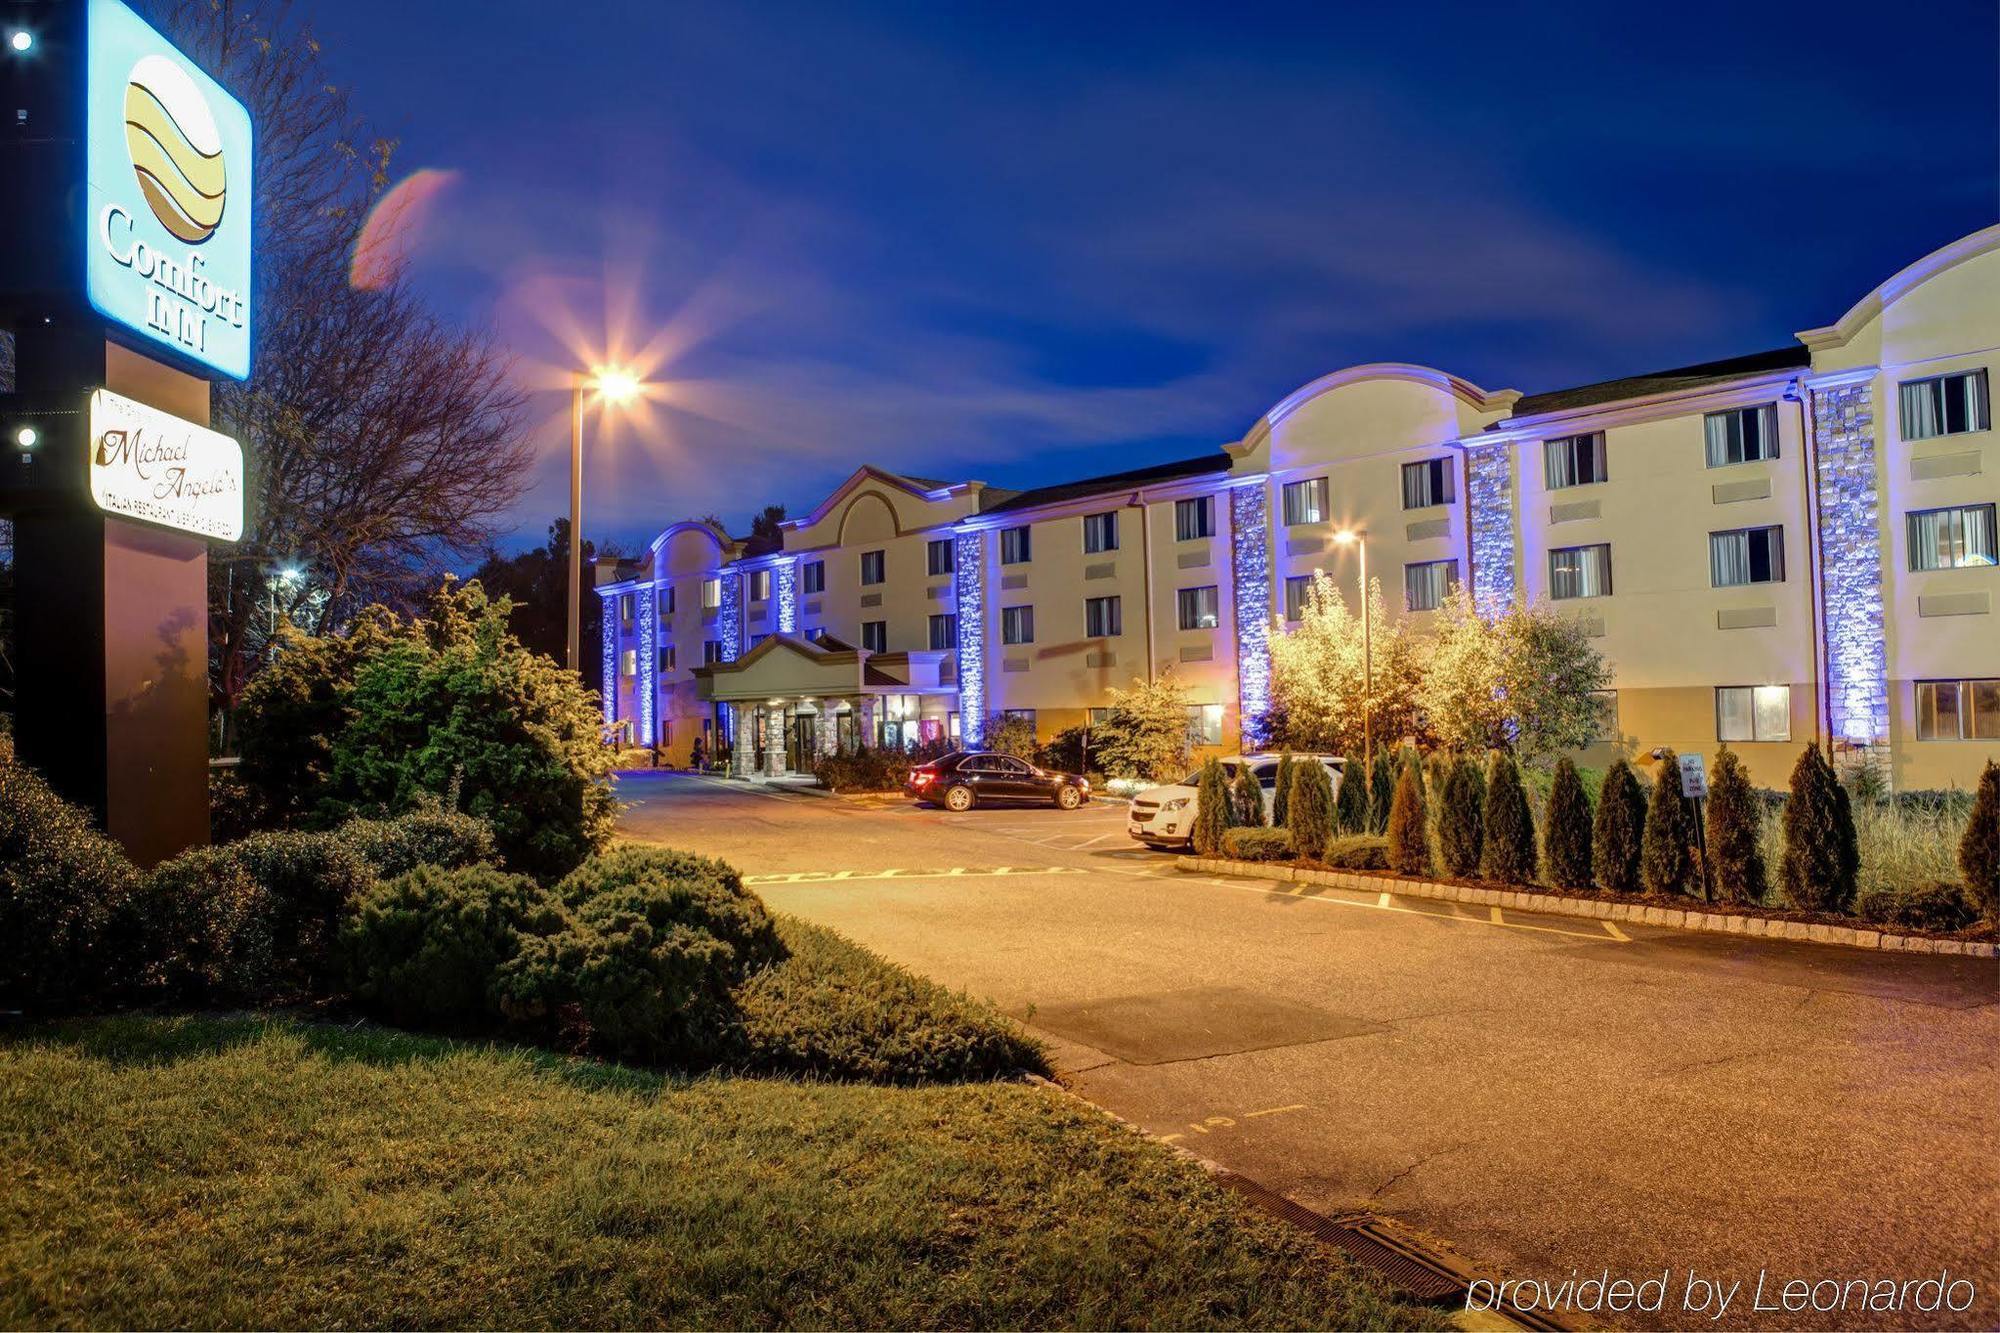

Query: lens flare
left=351, top=168, right=461, bottom=290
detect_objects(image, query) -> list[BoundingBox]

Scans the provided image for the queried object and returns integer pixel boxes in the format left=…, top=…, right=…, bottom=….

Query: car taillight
left=911, top=771, right=934, bottom=785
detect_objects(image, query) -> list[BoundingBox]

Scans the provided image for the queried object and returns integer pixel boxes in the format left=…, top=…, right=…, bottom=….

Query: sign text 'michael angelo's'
left=97, top=203, right=246, bottom=356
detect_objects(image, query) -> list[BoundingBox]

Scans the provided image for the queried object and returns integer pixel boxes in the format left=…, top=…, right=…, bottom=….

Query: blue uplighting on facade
left=1229, top=482, right=1271, bottom=744
left=598, top=588, right=618, bottom=729
left=954, top=529, right=986, bottom=745
left=1811, top=375, right=1890, bottom=760
left=774, top=558, right=800, bottom=634
left=636, top=580, right=657, bottom=744
left=717, top=572, right=743, bottom=663
left=1466, top=444, right=1516, bottom=616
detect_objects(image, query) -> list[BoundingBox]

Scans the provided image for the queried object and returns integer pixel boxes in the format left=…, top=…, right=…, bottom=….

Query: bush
left=552, top=845, right=783, bottom=972
left=336, top=805, right=498, bottom=881
left=1543, top=758, right=1594, bottom=892
left=220, top=829, right=376, bottom=991
left=1704, top=747, right=1766, bottom=905
left=1858, top=881, right=1979, bottom=933
left=1641, top=750, right=1694, bottom=896
left=125, top=847, right=278, bottom=1005
left=1436, top=759, right=1483, bottom=878
left=1594, top=759, right=1646, bottom=894
left=1386, top=763, right=1429, bottom=876
left=1480, top=752, right=1537, bottom=885
left=340, top=864, right=565, bottom=1030
left=813, top=744, right=943, bottom=794
left=1957, top=760, right=2000, bottom=923
left=1271, top=753, right=1294, bottom=828
left=1322, top=834, right=1389, bottom=870
left=1779, top=746, right=1857, bottom=914
left=1191, top=758, right=1233, bottom=855
left=0, top=739, right=141, bottom=1012
left=1367, top=750, right=1395, bottom=834
left=982, top=713, right=1040, bottom=761
left=1222, top=827, right=1295, bottom=861
left=1335, top=757, right=1367, bottom=834
left=1232, top=763, right=1265, bottom=827
left=1287, top=759, right=1335, bottom=861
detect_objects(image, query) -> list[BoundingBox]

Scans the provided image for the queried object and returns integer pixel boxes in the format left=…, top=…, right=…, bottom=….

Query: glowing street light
left=7, top=29, right=33, bottom=53
left=1333, top=528, right=1372, bottom=771
left=567, top=365, right=646, bottom=672
left=13, top=426, right=37, bottom=448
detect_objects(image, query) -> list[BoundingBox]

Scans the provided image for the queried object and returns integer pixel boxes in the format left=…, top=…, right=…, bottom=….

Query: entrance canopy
left=692, top=633, right=954, bottom=704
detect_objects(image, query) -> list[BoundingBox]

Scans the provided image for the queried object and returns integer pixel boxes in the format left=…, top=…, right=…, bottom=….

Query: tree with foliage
left=1287, top=759, right=1335, bottom=862
left=1543, top=758, right=1594, bottom=892
left=1641, top=750, right=1694, bottom=896
left=1415, top=589, right=1612, bottom=762
left=1386, top=763, right=1429, bottom=875
left=1480, top=752, right=1538, bottom=884
left=1193, top=759, right=1234, bottom=855
left=1232, top=763, right=1266, bottom=827
left=1335, top=757, right=1367, bottom=833
left=1368, top=749, right=1395, bottom=834
left=746, top=504, right=788, bottom=552
left=1265, top=573, right=1424, bottom=757
left=471, top=519, right=621, bottom=694
left=1779, top=746, right=1857, bottom=913
left=1960, top=760, right=2000, bottom=923
left=982, top=713, right=1039, bottom=761
left=1704, top=747, right=1766, bottom=905
left=235, top=579, right=615, bottom=879
left=1093, top=672, right=1194, bottom=782
left=1436, top=759, right=1484, bottom=877
left=1593, top=759, right=1646, bottom=894
left=1271, top=752, right=1294, bottom=828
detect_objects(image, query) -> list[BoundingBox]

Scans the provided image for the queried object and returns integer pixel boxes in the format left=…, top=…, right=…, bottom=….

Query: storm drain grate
left=1211, top=1171, right=1569, bottom=1331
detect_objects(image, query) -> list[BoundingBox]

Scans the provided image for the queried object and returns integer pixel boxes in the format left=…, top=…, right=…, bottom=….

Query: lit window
left=1907, top=504, right=1997, bottom=571
left=1177, top=585, right=1220, bottom=630
left=1544, top=432, right=1607, bottom=488
left=1001, top=526, right=1032, bottom=564
left=860, top=550, right=885, bottom=585
left=1083, top=511, right=1119, bottom=554
left=1175, top=496, right=1213, bottom=541
left=620, top=648, right=636, bottom=677
left=1001, top=605, right=1035, bottom=644
left=1085, top=595, right=1122, bottom=637
left=1899, top=369, right=1990, bottom=441
left=928, top=613, right=958, bottom=651
left=927, top=538, right=952, bottom=577
left=1549, top=544, right=1612, bottom=599
left=801, top=561, right=825, bottom=594
left=619, top=593, right=634, bottom=625
left=1087, top=707, right=1112, bottom=727
left=1185, top=703, right=1224, bottom=747
left=658, top=645, right=675, bottom=673
left=861, top=621, right=887, bottom=652
left=1716, top=685, right=1791, bottom=742
left=701, top=578, right=721, bottom=609
left=748, top=568, right=771, bottom=601
left=1704, top=405, right=1780, bottom=466
left=1283, top=574, right=1312, bottom=622
left=1915, top=679, right=2000, bottom=740
left=1400, top=457, right=1454, bottom=509
left=1710, top=526, right=1786, bottom=586
left=1404, top=559, right=1459, bottom=611
left=1281, top=478, right=1328, bottom=526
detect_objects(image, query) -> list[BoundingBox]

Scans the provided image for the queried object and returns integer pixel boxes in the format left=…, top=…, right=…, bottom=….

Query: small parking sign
left=1678, top=753, right=1708, bottom=799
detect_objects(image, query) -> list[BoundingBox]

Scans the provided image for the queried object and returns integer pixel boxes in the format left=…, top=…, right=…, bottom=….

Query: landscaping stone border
left=1176, top=857, right=1998, bottom=959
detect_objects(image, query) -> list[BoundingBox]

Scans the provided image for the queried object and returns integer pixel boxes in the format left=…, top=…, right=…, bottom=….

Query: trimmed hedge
left=124, top=847, right=278, bottom=1005
left=221, top=829, right=376, bottom=991
left=1192, top=758, right=1232, bottom=855
left=1858, top=881, right=1978, bottom=933
left=1321, top=833, right=1389, bottom=870
left=1779, top=746, right=1857, bottom=913
left=1704, top=747, right=1766, bottom=905
left=1641, top=750, right=1694, bottom=896
left=1386, top=763, right=1428, bottom=876
left=1286, top=759, right=1335, bottom=862
left=1593, top=759, right=1646, bottom=894
left=1960, top=760, right=2000, bottom=923
left=1232, top=763, right=1266, bottom=828
left=1479, top=753, right=1537, bottom=886
left=1543, top=758, right=1594, bottom=892
left=553, top=845, right=782, bottom=970
left=336, top=805, right=498, bottom=881
left=1222, top=827, right=1296, bottom=861
left=1436, top=759, right=1483, bottom=878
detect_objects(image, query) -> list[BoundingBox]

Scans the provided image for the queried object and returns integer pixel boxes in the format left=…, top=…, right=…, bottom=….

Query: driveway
left=619, top=772, right=2000, bottom=1330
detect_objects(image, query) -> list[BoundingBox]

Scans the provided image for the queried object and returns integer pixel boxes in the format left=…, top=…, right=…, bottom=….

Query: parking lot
left=619, top=772, right=2000, bottom=1330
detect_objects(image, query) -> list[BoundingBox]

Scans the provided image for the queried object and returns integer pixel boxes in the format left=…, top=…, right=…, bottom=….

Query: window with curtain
left=703, top=639, right=722, bottom=664
left=1548, top=544, right=1612, bottom=599
left=1281, top=477, right=1328, bottom=525
left=1000, top=526, right=1032, bottom=564
left=1177, top=585, right=1220, bottom=630
left=1703, top=404, right=1780, bottom=467
left=927, top=539, right=952, bottom=576
left=620, top=648, right=636, bottom=677
left=748, top=569, right=771, bottom=601
left=659, top=585, right=675, bottom=616
left=1916, top=679, right=2000, bottom=740
left=928, top=613, right=957, bottom=651
left=801, top=561, right=825, bottom=594
left=1082, top=511, right=1119, bottom=554
left=1084, top=595, right=1122, bottom=637
left=1400, top=457, right=1454, bottom=509
left=1716, top=685, right=1791, bottom=741
left=658, top=645, right=675, bottom=672
left=859, top=550, right=885, bottom=585
left=1899, top=369, right=1990, bottom=441
left=1544, top=432, right=1607, bottom=488
left=1907, top=503, right=1997, bottom=570
left=1185, top=703, right=1224, bottom=746
left=1404, top=559, right=1459, bottom=611
left=860, top=621, right=887, bottom=652
left=701, top=577, right=722, bottom=608
left=1709, top=525, right=1786, bottom=586
left=1001, top=605, right=1034, bottom=644
left=1283, top=574, right=1312, bottom=622
left=618, top=593, right=634, bottom=625
left=1175, top=496, right=1213, bottom=540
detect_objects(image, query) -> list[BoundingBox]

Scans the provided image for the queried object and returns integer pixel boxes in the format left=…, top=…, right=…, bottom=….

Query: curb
left=1173, top=858, right=1998, bottom=959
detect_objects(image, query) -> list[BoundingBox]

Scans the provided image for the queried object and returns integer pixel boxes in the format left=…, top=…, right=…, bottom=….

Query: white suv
left=1127, top=753, right=1345, bottom=850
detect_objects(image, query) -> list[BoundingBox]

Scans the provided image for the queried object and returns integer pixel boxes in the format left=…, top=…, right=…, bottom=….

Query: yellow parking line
left=1490, top=905, right=1504, bottom=924
left=1602, top=919, right=1630, bottom=942
left=1377, top=891, right=1392, bottom=908
left=1243, top=1103, right=1307, bottom=1119
left=743, top=866, right=1086, bottom=885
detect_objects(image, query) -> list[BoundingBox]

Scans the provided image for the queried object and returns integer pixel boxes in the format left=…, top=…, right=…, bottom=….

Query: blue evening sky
left=293, top=0, right=1998, bottom=552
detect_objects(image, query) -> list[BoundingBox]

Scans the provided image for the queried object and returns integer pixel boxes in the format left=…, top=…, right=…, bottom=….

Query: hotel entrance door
left=787, top=714, right=818, bottom=772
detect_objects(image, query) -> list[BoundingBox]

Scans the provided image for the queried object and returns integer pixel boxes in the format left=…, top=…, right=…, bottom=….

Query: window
left=748, top=568, right=771, bottom=601
left=1716, top=685, right=1791, bottom=742
left=1001, top=708, right=1036, bottom=736
left=658, top=586, right=675, bottom=616
left=700, top=577, right=721, bottom=609
left=861, top=621, right=887, bottom=652
left=1544, top=432, right=1607, bottom=488
left=618, top=593, right=634, bottom=626
left=1177, top=585, right=1220, bottom=631
left=1710, top=525, right=1786, bottom=586
left=658, top=645, right=675, bottom=673
left=620, top=648, right=636, bottom=677
left=1588, top=690, right=1619, bottom=742
left=927, top=538, right=952, bottom=577
left=1704, top=404, right=1779, bottom=467
left=859, top=550, right=885, bottom=585
left=1283, top=574, right=1312, bottom=622
left=805, top=626, right=830, bottom=644
left=1085, top=595, right=1122, bottom=637
left=703, top=639, right=723, bottom=665
left=1000, top=526, right=1031, bottom=564
left=1400, top=457, right=1454, bottom=509
left=801, top=560, right=825, bottom=594
left=1907, top=504, right=1997, bottom=571
left=1281, top=477, right=1328, bottom=526
left=928, top=613, right=958, bottom=651
left=1087, top=707, right=1112, bottom=727
left=1185, top=703, right=1224, bottom=746
left=1916, top=679, right=2000, bottom=740
left=1548, top=544, right=1612, bottom=599
left=1083, top=511, right=1119, bottom=554
left=749, top=633, right=769, bottom=649
left=1899, top=369, right=1990, bottom=441
left=1404, top=559, right=1459, bottom=611
left=1175, top=496, right=1213, bottom=541
left=1001, top=605, right=1035, bottom=644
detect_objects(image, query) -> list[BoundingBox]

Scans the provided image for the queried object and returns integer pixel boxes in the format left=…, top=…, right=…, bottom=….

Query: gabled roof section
left=1798, top=223, right=2000, bottom=352
left=1232, top=363, right=1520, bottom=455
left=978, top=452, right=1233, bottom=514
left=1509, top=346, right=1810, bottom=418
left=779, top=465, right=976, bottom=533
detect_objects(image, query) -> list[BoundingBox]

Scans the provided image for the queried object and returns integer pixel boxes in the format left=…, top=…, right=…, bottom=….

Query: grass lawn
left=0, top=1014, right=1444, bottom=1330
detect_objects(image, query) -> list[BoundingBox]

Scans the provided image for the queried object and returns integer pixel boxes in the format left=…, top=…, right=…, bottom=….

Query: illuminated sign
left=88, top=388, right=244, bottom=541
left=85, top=0, right=253, bottom=380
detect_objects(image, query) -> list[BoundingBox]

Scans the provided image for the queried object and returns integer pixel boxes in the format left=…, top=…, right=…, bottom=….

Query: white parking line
left=745, top=866, right=1088, bottom=885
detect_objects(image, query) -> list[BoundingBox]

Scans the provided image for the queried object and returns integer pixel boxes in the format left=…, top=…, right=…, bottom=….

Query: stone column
left=1809, top=371, right=1891, bottom=789
left=764, top=704, right=787, bottom=776
left=855, top=695, right=879, bottom=751
left=729, top=704, right=756, bottom=777
left=819, top=699, right=842, bottom=757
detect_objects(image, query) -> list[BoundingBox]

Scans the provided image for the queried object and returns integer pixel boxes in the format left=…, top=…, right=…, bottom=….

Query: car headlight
left=1161, top=797, right=1190, bottom=811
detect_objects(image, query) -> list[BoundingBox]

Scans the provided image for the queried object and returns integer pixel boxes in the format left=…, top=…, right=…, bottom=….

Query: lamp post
left=1334, top=529, right=1371, bottom=771
left=269, top=563, right=302, bottom=642
left=566, top=367, right=641, bottom=672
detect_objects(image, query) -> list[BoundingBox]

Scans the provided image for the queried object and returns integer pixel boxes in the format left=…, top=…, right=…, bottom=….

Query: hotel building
left=599, top=225, right=2000, bottom=790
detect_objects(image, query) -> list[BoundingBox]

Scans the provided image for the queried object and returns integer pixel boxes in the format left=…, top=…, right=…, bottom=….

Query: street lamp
left=567, top=366, right=643, bottom=672
left=270, top=563, right=302, bottom=640
left=1333, top=529, right=1371, bottom=772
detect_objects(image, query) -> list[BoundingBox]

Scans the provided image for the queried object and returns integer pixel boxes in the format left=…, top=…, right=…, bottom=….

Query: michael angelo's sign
left=88, top=388, right=244, bottom=541
left=86, top=0, right=254, bottom=380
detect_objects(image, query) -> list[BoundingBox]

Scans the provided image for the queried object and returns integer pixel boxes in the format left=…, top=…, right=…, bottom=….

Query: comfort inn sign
left=85, top=0, right=254, bottom=380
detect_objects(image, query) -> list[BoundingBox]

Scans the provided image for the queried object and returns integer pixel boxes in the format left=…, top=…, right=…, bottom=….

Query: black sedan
left=906, top=750, right=1090, bottom=811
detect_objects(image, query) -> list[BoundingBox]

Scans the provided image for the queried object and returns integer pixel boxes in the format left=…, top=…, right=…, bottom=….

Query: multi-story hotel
left=599, top=224, right=2000, bottom=790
